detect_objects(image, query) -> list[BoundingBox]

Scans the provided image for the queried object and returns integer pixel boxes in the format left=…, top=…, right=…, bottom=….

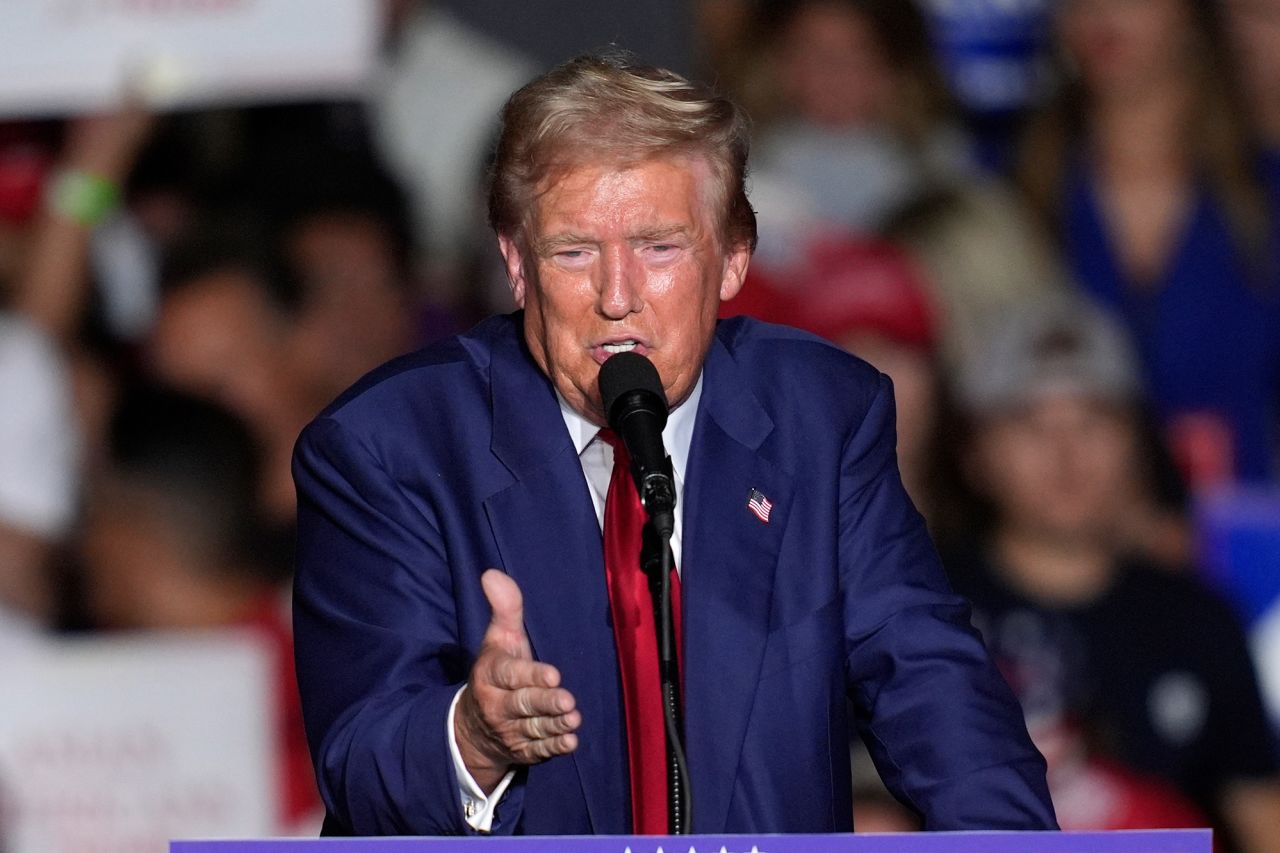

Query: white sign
left=0, top=631, right=277, bottom=853
left=0, top=0, right=378, bottom=118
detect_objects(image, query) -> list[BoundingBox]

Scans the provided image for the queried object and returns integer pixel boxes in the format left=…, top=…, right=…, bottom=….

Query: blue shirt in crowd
left=1063, top=162, right=1280, bottom=482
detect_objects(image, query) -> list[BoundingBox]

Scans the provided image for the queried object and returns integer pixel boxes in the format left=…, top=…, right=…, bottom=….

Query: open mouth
left=592, top=338, right=650, bottom=363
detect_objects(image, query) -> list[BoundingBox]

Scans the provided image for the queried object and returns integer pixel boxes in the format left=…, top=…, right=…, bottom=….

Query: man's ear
left=718, top=243, right=752, bottom=302
left=497, top=232, right=530, bottom=307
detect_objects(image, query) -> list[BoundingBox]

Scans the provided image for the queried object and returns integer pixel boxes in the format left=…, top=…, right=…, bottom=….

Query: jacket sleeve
left=292, top=415, right=527, bottom=835
left=838, top=374, right=1058, bottom=830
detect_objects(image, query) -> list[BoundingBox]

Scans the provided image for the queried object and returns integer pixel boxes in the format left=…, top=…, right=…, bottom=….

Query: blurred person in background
left=739, top=0, right=1068, bottom=373
left=267, top=150, right=442, bottom=407
left=1227, top=0, right=1280, bottom=165
left=0, top=313, right=80, bottom=640
left=0, top=121, right=106, bottom=634
left=9, top=111, right=154, bottom=350
left=82, top=114, right=222, bottom=349
left=752, top=0, right=972, bottom=235
left=0, top=124, right=53, bottom=299
left=949, top=297, right=1280, bottom=851
left=80, top=385, right=320, bottom=831
left=145, top=224, right=313, bottom=576
left=882, top=183, right=1071, bottom=372
left=695, top=0, right=759, bottom=96
left=1019, top=0, right=1280, bottom=487
left=0, top=112, right=156, bottom=488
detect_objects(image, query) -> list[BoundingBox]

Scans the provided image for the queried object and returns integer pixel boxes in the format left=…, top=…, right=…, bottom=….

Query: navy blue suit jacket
left=292, top=313, right=1056, bottom=835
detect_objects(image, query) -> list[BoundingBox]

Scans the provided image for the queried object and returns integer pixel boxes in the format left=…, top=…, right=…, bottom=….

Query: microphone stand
left=639, top=458, right=693, bottom=835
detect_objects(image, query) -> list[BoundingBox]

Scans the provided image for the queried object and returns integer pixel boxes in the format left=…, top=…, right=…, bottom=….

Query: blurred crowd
left=1, top=0, right=1279, bottom=849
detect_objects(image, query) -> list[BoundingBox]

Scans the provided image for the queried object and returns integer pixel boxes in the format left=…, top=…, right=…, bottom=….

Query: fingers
left=522, top=732, right=579, bottom=761
left=458, top=671, right=582, bottom=772
left=487, top=679, right=582, bottom=764
left=519, top=708, right=582, bottom=741
left=503, top=684, right=575, bottom=720
left=454, top=570, right=582, bottom=782
left=489, top=656, right=560, bottom=691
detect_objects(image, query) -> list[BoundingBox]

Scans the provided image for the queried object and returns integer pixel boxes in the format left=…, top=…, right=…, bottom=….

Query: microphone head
left=598, top=351, right=669, bottom=428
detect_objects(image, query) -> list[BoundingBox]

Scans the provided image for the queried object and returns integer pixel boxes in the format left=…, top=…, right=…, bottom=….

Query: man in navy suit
left=292, top=54, right=1056, bottom=836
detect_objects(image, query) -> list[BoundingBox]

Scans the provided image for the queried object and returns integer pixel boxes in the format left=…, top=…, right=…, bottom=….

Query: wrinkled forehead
left=520, top=151, right=723, bottom=244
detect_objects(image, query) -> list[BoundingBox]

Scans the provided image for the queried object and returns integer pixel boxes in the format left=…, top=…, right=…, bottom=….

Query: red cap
left=775, top=237, right=938, bottom=350
left=720, top=263, right=794, bottom=326
left=0, top=141, right=52, bottom=226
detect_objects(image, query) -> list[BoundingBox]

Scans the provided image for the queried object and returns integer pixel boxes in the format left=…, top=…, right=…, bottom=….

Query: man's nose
left=597, top=246, right=644, bottom=319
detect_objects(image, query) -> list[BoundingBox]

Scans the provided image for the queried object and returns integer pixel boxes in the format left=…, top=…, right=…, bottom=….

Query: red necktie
left=598, top=429, right=682, bottom=835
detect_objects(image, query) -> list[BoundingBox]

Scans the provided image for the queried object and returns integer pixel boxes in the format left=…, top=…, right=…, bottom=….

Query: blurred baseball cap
left=957, top=296, right=1142, bottom=414
left=0, top=136, right=53, bottom=227
left=0, top=315, right=81, bottom=539
left=777, top=237, right=939, bottom=351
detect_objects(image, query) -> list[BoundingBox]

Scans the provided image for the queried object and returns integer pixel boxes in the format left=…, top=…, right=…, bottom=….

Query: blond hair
left=488, top=53, right=758, bottom=252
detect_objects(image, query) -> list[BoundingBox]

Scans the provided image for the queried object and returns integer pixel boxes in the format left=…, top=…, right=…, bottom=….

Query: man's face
left=286, top=213, right=413, bottom=401
left=1227, top=0, right=1280, bottom=124
left=969, top=391, right=1138, bottom=544
left=781, top=1, right=894, bottom=129
left=1058, top=0, right=1191, bottom=97
left=148, top=271, right=296, bottom=436
left=498, top=155, right=750, bottom=423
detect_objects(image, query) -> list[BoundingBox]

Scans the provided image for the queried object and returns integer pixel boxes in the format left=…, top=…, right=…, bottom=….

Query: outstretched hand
left=454, top=569, right=581, bottom=793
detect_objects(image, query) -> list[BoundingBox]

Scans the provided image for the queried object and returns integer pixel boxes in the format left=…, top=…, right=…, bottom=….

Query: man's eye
left=557, top=250, right=588, bottom=260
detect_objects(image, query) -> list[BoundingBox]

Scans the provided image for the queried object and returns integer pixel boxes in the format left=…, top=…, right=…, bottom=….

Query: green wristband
left=46, top=168, right=121, bottom=227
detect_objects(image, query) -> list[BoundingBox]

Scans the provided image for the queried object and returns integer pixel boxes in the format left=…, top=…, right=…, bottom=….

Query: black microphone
left=599, top=351, right=694, bottom=833
left=598, top=351, right=676, bottom=539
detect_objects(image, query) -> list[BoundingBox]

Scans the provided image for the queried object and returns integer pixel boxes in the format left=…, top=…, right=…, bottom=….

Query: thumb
left=481, top=569, right=531, bottom=657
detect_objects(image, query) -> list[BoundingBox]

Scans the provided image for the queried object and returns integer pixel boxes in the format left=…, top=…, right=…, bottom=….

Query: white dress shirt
left=450, top=375, right=703, bottom=831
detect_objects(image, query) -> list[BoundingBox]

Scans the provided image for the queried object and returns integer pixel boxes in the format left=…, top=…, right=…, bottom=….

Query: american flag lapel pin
left=746, top=487, right=773, bottom=523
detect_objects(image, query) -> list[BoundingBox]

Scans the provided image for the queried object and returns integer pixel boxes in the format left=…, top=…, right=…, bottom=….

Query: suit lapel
left=482, top=322, right=627, bottom=833
left=682, top=336, right=793, bottom=833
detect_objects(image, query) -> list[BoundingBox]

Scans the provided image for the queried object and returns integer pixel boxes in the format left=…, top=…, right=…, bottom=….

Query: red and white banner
left=0, top=0, right=378, bottom=118
left=0, top=631, right=277, bottom=853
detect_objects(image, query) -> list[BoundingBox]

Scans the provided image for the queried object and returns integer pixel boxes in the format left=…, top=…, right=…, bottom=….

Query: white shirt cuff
left=447, top=685, right=516, bottom=832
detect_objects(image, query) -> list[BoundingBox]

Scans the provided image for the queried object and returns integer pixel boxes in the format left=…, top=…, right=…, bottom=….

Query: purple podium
left=174, top=831, right=1210, bottom=853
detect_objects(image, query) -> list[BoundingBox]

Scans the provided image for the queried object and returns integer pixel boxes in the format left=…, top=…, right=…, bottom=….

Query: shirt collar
left=557, top=372, right=702, bottom=486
